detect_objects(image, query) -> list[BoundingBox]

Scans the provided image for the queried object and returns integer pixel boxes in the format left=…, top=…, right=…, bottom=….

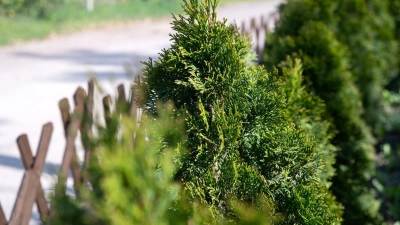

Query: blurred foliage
left=0, top=0, right=256, bottom=45
left=143, top=0, right=341, bottom=223
left=379, top=87, right=400, bottom=224
left=382, top=90, right=400, bottom=133
left=263, top=1, right=382, bottom=224
left=0, top=0, right=66, bottom=18
left=386, top=0, right=400, bottom=92
left=334, top=0, right=398, bottom=137
left=374, top=143, right=400, bottom=224
left=0, top=0, right=183, bottom=45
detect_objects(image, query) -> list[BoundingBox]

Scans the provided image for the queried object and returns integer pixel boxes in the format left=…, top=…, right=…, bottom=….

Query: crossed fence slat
left=16, top=134, right=49, bottom=222
left=59, top=98, right=82, bottom=192
left=9, top=123, right=53, bottom=225
left=0, top=80, right=136, bottom=224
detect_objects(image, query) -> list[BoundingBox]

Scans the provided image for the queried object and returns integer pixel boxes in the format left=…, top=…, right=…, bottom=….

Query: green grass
left=0, top=0, right=258, bottom=46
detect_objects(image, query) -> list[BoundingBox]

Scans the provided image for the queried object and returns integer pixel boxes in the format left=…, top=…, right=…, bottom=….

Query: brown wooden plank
left=85, top=81, right=94, bottom=161
left=73, top=87, right=86, bottom=108
left=10, top=123, right=53, bottom=225
left=59, top=98, right=70, bottom=130
left=9, top=172, right=32, bottom=225
left=21, top=123, right=52, bottom=225
left=59, top=98, right=81, bottom=192
left=129, top=85, right=138, bottom=119
left=16, top=135, right=49, bottom=222
left=34, top=188, right=49, bottom=223
left=87, top=80, right=94, bottom=125
left=81, top=81, right=94, bottom=184
left=250, top=17, right=256, bottom=31
left=117, top=84, right=127, bottom=106
left=60, top=104, right=83, bottom=185
left=0, top=202, right=7, bottom=225
left=103, top=95, right=112, bottom=127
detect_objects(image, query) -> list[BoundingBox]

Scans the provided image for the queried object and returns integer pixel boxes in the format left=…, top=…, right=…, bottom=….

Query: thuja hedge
left=334, top=0, right=398, bottom=137
left=48, top=0, right=345, bottom=223
left=263, top=0, right=385, bottom=224
left=143, top=0, right=341, bottom=223
left=387, top=0, right=400, bottom=91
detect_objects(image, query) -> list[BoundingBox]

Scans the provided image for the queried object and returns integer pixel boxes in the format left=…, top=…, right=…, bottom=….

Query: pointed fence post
left=59, top=89, right=84, bottom=187
left=103, top=95, right=112, bottom=128
left=79, top=81, right=94, bottom=184
left=129, top=84, right=138, bottom=119
left=59, top=98, right=82, bottom=193
left=16, top=134, right=49, bottom=223
left=9, top=123, right=53, bottom=225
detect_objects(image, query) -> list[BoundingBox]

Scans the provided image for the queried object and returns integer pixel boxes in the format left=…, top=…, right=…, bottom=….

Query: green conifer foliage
left=389, top=0, right=400, bottom=40
left=278, top=57, right=343, bottom=219
left=143, top=0, right=341, bottom=223
left=279, top=57, right=337, bottom=190
left=263, top=1, right=382, bottom=224
left=334, top=0, right=398, bottom=137
left=386, top=0, right=400, bottom=91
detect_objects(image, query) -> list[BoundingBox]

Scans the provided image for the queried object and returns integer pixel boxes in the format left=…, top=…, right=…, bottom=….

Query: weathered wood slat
left=129, top=84, right=138, bottom=119
left=0, top=203, right=6, bottom=225
left=16, top=135, right=49, bottom=222
left=81, top=81, right=94, bottom=184
left=10, top=123, right=52, bottom=225
left=117, top=84, right=127, bottom=106
left=1, top=79, right=146, bottom=224
left=59, top=98, right=81, bottom=192
left=73, top=87, right=86, bottom=109
left=103, top=95, right=112, bottom=127
left=59, top=99, right=84, bottom=186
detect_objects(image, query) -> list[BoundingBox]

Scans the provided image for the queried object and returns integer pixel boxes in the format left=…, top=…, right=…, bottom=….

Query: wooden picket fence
left=0, top=79, right=141, bottom=225
left=233, top=12, right=280, bottom=63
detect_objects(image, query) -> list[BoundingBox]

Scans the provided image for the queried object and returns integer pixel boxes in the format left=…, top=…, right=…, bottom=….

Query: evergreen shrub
left=143, top=0, right=341, bottom=223
left=263, top=1, right=382, bottom=224
left=334, top=0, right=398, bottom=136
left=48, top=100, right=281, bottom=225
left=386, top=0, right=400, bottom=92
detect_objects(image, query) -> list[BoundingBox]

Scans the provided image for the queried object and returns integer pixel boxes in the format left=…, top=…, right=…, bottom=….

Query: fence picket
left=0, top=203, right=6, bottom=225
left=59, top=92, right=84, bottom=186
left=81, top=81, right=94, bottom=184
left=103, top=95, right=112, bottom=127
left=9, top=123, right=53, bottom=225
left=16, top=135, right=49, bottom=222
left=0, top=79, right=146, bottom=224
left=59, top=98, right=81, bottom=193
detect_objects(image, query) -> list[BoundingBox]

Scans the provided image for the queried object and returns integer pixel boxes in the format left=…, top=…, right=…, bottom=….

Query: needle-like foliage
left=263, top=1, right=383, bottom=224
left=143, top=0, right=341, bottom=223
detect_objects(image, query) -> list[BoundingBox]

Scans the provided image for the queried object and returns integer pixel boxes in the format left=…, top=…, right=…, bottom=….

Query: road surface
left=0, top=0, right=282, bottom=223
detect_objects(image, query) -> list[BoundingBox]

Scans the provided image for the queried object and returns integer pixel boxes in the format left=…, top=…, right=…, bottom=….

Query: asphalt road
left=0, top=0, right=282, bottom=223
